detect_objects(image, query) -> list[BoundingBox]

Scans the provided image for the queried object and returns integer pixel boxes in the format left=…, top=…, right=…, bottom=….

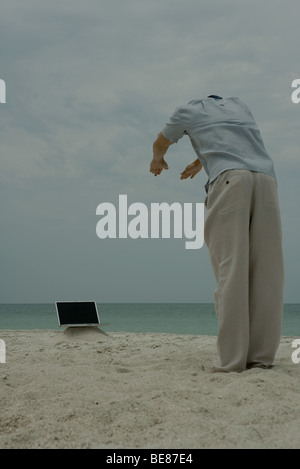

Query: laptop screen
left=55, top=301, right=100, bottom=327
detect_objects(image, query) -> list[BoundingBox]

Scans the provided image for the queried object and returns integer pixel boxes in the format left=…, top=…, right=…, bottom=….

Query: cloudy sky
left=1, top=0, right=300, bottom=303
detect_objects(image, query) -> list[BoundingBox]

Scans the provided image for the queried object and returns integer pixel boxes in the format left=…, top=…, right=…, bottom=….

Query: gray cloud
left=1, top=0, right=300, bottom=302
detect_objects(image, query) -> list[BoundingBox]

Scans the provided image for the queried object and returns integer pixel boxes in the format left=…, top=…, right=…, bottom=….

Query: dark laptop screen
left=56, top=301, right=100, bottom=326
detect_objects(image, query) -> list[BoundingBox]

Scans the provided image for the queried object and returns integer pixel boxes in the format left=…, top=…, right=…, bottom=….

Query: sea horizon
left=0, top=302, right=299, bottom=337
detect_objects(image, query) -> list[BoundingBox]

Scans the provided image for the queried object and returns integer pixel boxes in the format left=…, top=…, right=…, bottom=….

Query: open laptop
left=55, top=301, right=101, bottom=328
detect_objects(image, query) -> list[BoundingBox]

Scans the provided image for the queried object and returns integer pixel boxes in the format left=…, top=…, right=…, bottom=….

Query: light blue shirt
left=162, top=96, right=276, bottom=192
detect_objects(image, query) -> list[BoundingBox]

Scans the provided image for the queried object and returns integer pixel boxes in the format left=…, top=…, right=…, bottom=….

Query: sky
left=1, top=0, right=300, bottom=303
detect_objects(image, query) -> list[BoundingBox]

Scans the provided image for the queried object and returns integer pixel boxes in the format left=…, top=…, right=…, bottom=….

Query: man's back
left=162, top=96, right=276, bottom=190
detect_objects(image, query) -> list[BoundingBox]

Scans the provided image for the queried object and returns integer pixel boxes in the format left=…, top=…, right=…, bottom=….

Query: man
left=150, top=95, right=284, bottom=372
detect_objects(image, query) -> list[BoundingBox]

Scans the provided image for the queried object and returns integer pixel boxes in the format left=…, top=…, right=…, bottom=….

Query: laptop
left=55, top=301, right=101, bottom=328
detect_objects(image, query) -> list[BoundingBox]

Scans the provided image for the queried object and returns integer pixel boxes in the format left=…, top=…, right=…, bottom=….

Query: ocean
left=0, top=303, right=300, bottom=336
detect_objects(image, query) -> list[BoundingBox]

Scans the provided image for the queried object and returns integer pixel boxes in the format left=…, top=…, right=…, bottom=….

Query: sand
left=0, top=328, right=299, bottom=449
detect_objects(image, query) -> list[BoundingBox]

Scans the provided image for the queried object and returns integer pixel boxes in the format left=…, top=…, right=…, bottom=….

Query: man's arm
left=150, top=132, right=173, bottom=176
left=152, top=132, right=173, bottom=160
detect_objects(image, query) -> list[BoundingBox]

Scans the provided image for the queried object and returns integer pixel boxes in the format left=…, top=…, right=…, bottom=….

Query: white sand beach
left=0, top=328, right=299, bottom=449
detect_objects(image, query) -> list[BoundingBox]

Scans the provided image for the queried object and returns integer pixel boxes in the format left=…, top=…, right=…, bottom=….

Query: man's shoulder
left=174, top=100, right=204, bottom=116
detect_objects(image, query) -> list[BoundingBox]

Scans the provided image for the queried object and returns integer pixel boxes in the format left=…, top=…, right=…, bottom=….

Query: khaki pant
left=204, top=170, right=284, bottom=372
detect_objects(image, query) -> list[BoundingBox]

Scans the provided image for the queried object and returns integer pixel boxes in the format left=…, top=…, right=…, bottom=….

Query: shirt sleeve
left=161, top=106, right=189, bottom=143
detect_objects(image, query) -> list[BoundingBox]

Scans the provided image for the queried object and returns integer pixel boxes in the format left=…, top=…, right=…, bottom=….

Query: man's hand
left=180, top=159, right=202, bottom=180
left=150, top=132, right=173, bottom=176
left=150, top=158, right=169, bottom=176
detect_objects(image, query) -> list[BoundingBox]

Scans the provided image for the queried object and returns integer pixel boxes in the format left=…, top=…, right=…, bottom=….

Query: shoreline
left=0, top=330, right=299, bottom=449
